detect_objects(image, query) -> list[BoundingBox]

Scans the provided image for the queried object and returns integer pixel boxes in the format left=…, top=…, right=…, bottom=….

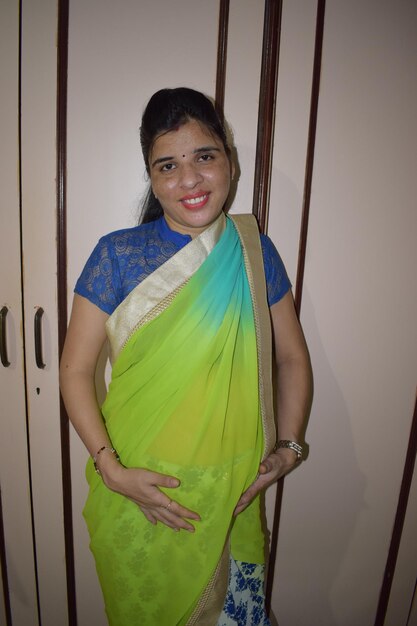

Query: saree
left=83, top=213, right=275, bottom=625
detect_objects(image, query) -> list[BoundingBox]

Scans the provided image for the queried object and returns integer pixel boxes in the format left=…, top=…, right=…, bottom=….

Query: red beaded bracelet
left=93, top=446, right=120, bottom=474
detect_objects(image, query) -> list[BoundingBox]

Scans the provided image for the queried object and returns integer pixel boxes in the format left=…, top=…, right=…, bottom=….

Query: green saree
left=83, top=213, right=275, bottom=625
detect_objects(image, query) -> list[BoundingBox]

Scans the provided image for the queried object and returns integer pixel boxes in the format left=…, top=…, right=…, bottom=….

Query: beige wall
left=1, top=1, right=411, bottom=625
left=268, top=1, right=417, bottom=624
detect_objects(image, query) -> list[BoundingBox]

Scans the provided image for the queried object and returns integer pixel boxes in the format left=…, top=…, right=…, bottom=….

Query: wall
left=268, top=1, right=417, bottom=624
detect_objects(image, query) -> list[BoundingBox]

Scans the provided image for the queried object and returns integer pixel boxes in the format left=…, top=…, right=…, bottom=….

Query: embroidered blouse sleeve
left=261, top=234, right=292, bottom=307
left=74, top=236, right=122, bottom=315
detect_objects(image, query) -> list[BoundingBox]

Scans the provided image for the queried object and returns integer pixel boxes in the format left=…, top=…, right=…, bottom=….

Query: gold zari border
left=187, top=214, right=275, bottom=625
left=105, top=213, right=226, bottom=362
left=231, top=214, right=276, bottom=460
left=186, top=538, right=230, bottom=626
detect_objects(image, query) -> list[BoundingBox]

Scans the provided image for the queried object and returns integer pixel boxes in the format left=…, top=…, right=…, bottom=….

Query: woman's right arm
left=59, top=294, right=112, bottom=457
left=60, top=294, right=200, bottom=531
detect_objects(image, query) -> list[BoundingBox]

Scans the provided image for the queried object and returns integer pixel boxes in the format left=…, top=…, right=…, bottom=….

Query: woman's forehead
left=151, top=120, right=222, bottom=156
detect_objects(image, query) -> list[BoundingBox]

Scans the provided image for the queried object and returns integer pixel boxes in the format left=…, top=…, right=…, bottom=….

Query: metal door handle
left=0, top=306, right=10, bottom=367
left=34, top=307, right=46, bottom=369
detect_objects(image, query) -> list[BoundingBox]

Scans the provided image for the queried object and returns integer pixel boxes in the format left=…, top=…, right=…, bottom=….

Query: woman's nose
left=179, top=163, right=203, bottom=188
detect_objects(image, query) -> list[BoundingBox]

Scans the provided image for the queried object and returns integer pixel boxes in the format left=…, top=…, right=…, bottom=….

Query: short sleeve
left=260, top=234, right=292, bottom=307
left=74, top=237, right=122, bottom=314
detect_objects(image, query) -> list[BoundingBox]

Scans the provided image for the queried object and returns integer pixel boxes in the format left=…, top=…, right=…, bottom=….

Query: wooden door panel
left=0, top=1, right=38, bottom=623
left=20, top=1, right=68, bottom=624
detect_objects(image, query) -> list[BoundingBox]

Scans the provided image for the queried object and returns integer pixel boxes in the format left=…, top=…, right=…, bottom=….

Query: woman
left=60, top=87, right=312, bottom=626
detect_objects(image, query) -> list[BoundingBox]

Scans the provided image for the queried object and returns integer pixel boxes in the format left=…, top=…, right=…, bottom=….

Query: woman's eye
left=161, top=163, right=176, bottom=172
left=198, top=154, right=213, bottom=162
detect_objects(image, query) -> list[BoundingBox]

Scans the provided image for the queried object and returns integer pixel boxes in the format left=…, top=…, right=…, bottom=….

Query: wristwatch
left=275, top=439, right=303, bottom=461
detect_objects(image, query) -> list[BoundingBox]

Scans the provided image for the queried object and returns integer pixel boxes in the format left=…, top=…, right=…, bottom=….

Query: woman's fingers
left=138, top=505, right=157, bottom=525
left=105, top=465, right=199, bottom=530
left=233, top=451, right=299, bottom=516
left=149, top=498, right=200, bottom=531
left=138, top=500, right=199, bottom=532
left=150, top=472, right=201, bottom=521
left=157, top=506, right=196, bottom=532
left=165, top=499, right=200, bottom=522
left=150, top=471, right=180, bottom=489
left=233, top=477, right=265, bottom=516
left=233, top=464, right=280, bottom=516
left=123, top=469, right=201, bottom=530
left=138, top=504, right=184, bottom=531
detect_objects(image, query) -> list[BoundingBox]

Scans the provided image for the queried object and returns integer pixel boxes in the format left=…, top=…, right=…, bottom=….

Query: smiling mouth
left=181, top=194, right=210, bottom=209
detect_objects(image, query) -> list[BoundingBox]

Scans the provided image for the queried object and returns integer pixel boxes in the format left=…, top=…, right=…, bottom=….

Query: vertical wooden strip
left=215, top=0, right=230, bottom=119
left=406, top=577, right=417, bottom=625
left=252, top=0, right=283, bottom=233
left=0, top=489, right=12, bottom=626
left=18, top=1, right=42, bottom=620
left=374, top=392, right=417, bottom=626
left=265, top=0, right=326, bottom=613
left=294, top=0, right=326, bottom=314
left=57, top=0, right=77, bottom=624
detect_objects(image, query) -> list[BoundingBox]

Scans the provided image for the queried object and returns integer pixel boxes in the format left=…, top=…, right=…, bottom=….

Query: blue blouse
left=75, top=216, right=291, bottom=314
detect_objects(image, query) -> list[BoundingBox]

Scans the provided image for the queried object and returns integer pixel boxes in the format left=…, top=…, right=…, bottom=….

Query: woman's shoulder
left=259, top=233, right=292, bottom=306
left=259, top=232, right=281, bottom=261
left=97, top=219, right=161, bottom=250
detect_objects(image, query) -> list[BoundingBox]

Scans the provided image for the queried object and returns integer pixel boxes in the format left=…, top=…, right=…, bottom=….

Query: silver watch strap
left=275, top=439, right=303, bottom=460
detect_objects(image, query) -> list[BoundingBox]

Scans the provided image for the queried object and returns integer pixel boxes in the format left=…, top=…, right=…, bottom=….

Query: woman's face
left=149, top=119, right=234, bottom=238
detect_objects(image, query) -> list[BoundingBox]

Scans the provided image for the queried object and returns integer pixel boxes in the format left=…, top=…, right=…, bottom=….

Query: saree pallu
left=83, top=213, right=275, bottom=626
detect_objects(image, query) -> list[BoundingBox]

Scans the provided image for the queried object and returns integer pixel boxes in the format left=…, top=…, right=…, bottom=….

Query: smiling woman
left=149, top=119, right=234, bottom=237
left=59, top=87, right=312, bottom=626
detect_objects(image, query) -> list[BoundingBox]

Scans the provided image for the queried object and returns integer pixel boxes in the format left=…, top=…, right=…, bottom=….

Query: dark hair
left=139, top=87, right=231, bottom=224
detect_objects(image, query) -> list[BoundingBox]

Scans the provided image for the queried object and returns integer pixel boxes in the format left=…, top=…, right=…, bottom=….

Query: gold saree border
left=186, top=214, right=276, bottom=626
left=105, top=212, right=226, bottom=362
left=231, top=214, right=276, bottom=460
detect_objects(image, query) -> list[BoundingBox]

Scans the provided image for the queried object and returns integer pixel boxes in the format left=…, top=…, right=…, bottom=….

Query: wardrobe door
left=0, top=1, right=38, bottom=624
left=20, top=1, right=68, bottom=624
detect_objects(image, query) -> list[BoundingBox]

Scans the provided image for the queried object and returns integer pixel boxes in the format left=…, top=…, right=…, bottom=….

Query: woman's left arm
left=234, top=290, right=313, bottom=515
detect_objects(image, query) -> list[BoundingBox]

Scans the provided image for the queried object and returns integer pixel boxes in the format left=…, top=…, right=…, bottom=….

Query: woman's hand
left=233, top=448, right=299, bottom=516
left=99, top=455, right=201, bottom=532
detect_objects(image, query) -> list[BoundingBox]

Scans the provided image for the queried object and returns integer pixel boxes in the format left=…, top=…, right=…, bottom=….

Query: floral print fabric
left=217, top=558, right=271, bottom=626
